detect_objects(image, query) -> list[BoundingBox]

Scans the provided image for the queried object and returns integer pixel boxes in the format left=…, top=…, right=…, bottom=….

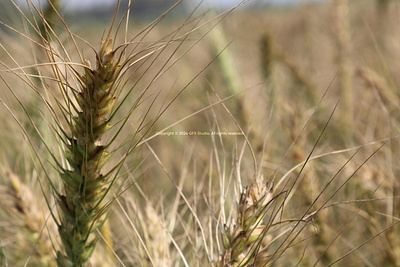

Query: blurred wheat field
left=1, top=0, right=400, bottom=266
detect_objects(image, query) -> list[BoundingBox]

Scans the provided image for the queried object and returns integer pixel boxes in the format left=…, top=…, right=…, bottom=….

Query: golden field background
left=1, top=0, right=400, bottom=266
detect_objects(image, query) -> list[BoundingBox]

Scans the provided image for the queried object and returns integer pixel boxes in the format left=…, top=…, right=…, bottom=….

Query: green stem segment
left=56, top=40, right=119, bottom=267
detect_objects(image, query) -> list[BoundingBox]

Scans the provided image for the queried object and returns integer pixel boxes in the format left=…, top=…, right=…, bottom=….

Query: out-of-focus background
left=16, top=0, right=325, bottom=10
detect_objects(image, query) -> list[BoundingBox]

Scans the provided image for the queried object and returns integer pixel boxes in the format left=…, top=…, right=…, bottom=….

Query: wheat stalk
left=335, top=0, right=354, bottom=142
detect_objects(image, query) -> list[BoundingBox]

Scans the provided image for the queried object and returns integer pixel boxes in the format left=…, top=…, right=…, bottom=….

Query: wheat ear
left=56, top=39, right=119, bottom=267
left=0, top=170, right=56, bottom=266
left=218, top=179, right=273, bottom=266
